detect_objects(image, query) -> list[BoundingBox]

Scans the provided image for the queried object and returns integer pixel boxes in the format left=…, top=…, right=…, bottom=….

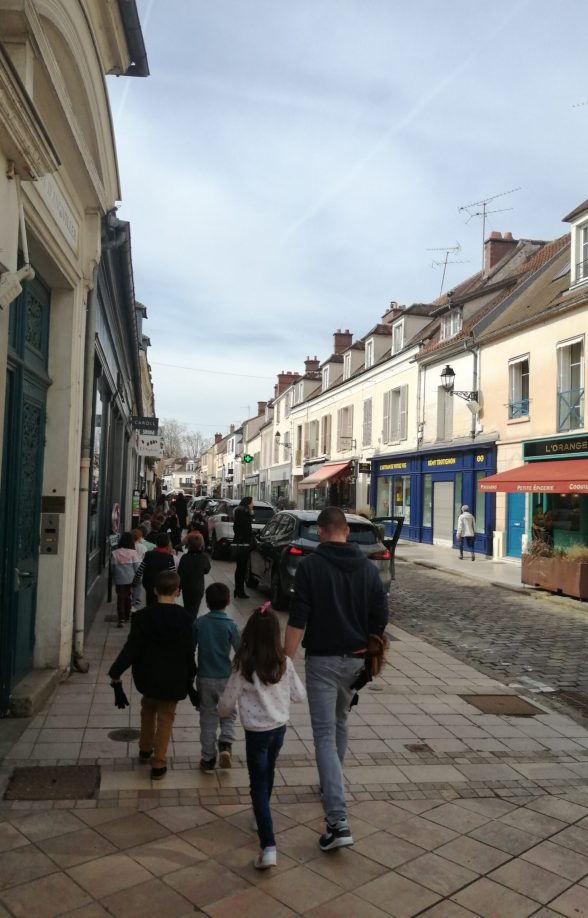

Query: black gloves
left=188, top=685, right=200, bottom=709
left=112, top=682, right=129, bottom=709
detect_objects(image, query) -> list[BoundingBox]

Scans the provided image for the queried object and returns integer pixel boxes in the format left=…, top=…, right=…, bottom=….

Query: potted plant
left=522, top=541, right=588, bottom=600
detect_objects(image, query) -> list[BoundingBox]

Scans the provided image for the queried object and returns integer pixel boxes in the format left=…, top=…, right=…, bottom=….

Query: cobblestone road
left=389, top=562, right=588, bottom=709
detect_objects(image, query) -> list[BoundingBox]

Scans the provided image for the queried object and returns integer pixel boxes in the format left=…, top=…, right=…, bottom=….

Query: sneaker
left=218, top=742, right=232, bottom=769
left=151, top=766, right=167, bottom=780
left=200, top=757, right=216, bottom=774
left=139, top=749, right=153, bottom=762
left=319, top=824, right=354, bottom=851
left=254, top=846, right=277, bottom=869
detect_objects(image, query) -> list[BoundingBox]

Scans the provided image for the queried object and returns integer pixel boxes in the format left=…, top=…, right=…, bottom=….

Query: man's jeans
left=245, top=724, right=286, bottom=849
left=306, top=655, right=364, bottom=828
left=459, top=536, right=475, bottom=558
left=198, top=677, right=237, bottom=760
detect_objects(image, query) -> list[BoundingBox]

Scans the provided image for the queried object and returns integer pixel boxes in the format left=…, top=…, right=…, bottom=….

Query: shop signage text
left=427, top=457, right=456, bottom=467
left=380, top=461, right=407, bottom=471
left=132, top=416, right=159, bottom=434
left=524, top=436, right=588, bottom=460
left=358, top=462, right=371, bottom=474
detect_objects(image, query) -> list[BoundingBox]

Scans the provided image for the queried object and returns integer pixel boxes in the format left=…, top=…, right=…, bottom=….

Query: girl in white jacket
left=218, top=602, right=306, bottom=869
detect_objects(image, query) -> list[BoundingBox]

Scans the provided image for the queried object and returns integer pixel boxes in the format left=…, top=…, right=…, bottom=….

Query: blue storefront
left=371, top=443, right=496, bottom=556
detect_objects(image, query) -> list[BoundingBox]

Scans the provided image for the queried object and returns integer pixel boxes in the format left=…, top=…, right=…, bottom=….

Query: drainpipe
left=463, top=336, right=479, bottom=440
left=72, top=265, right=99, bottom=672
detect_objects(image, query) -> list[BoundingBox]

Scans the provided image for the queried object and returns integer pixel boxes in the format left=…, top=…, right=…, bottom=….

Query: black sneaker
left=319, top=824, right=354, bottom=851
left=200, top=757, right=216, bottom=774
left=218, top=742, right=232, bottom=769
left=139, top=749, right=153, bottom=762
left=151, top=766, right=167, bottom=780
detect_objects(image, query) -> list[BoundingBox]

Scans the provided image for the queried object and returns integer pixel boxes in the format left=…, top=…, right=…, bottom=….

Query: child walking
left=194, top=582, right=240, bottom=773
left=111, top=531, right=140, bottom=626
left=218, top=603, right=306, bottom=869
left=108, top=570, right=196, bottom=780
left=178, top=533, right=211, bottom=622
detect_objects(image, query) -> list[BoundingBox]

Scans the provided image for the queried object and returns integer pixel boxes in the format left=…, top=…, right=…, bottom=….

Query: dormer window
left=322, top=367, right=330, bottom=391
left=392, top=320, right=404, bottom=355
left=343, top=352, right=351, bottom=380
left=365, top=339, right=374, bottom=369
left=575, top=223, right=588, bottom=285
left=440, top=310, right=462, bottom=341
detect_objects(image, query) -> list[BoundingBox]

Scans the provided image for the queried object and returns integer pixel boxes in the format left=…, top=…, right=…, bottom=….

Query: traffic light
left=243, top=453, right=253, bottom=464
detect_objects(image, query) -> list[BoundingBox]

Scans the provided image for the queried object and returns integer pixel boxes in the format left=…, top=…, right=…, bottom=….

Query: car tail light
left=288, top=545, right=304, bottom=556
left=369, top=549, right=391, bottom=560
left=221, top=514, right=233, bottom=522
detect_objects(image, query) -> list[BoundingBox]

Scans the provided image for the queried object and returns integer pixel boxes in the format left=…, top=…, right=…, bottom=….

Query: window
left=298, top=382, right=304, bottom=403
left=337, top=405, right=354, bottom=450
left=508, top=355, right=530, bottom=419
left=322, top=367, right=329, bottom=391
left=422, top=474, right=432, bottom=527
left=392, top=320, right=404, bottom=355
left=382, top=385, right=408, bottom=442
left=475, top=472, right=486, bottom=534
left=275, top=401, right=281, bottom=423
left=362, top=397, right=372, bottom=446
left=343, top=352, right=351, bottom=380
left=440, top=310, right=462, bottom=341
left=308, top=420, right=319, bottom=458
left=575, top=224, right=588, bottom=284
left=320, top=414, right=331, bottom=455
left=365, top=339, right=374, bottom=368
left=286, top=392, right=291, bottom=416
left=453, top=473, right=462, bottom=528
left=436, top=386, right=453, bottom=440
left=295, top=425, right=303, bottom=465
left=273, top=437, right=280, bottom=464
left=557, top=337, right=584, bottom=431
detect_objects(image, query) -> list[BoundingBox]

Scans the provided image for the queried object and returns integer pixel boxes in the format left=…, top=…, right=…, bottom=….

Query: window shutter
left=383, top=391, right=390, bottom=443
left=348, top=405, right=354, bottom=440
left=303, top=422, right=309, bottom=458
left=363, top=398, right=372, bottom=446
left=337, top=408, right=344, bottom=450
left=399, top=385, right=408, bottom=440
left=325, top=414, right=331, bottom=454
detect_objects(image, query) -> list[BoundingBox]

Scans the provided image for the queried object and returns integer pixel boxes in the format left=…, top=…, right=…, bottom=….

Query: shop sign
left=358, top=462, right=371, bottom=474
left=379, top=461, right=407, bottom=471
left=132, top=416, right=159, bottom=434
left=136, top=434, right=164, bottom=457
left=427, top=456, right=456, bottom=467
left=524, top=436, right=588, bottom=461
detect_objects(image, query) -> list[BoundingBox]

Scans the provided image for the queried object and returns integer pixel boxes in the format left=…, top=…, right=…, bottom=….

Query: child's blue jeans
left=245, top=724, right=286, bottom=849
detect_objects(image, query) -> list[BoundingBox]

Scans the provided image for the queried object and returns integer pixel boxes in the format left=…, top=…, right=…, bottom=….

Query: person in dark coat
left=178, top=533, right=211, bottom=621
left=175, top=491, right=188, bottom=529
left=233, top=496, right=254, bottom=598
left=162, top=513, right=182, bottom=550
left=132, top=532, right=175, bottom=606
left=109, top=570, right=196, bottom=780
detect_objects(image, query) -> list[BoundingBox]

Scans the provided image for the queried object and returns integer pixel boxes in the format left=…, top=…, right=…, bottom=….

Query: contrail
left=114, top=0, right=155, bottom=128
left=282, top=0, right=531, bottom=242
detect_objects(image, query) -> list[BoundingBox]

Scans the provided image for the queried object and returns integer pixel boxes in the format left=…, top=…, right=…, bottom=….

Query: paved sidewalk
left=395, top=540, right=526, bottom=592
left=2, top=562, right=588, bottom=914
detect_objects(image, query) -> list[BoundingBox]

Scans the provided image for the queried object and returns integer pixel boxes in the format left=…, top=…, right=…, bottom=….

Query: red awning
left=478, top=459, right=588, bottom=494
left=298, top=461, right=352, bottom=490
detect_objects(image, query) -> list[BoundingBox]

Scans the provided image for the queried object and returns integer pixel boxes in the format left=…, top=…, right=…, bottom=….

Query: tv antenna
left=458, top=187, right=521, bottom=267
left=427, top=242, right=470, bottom=297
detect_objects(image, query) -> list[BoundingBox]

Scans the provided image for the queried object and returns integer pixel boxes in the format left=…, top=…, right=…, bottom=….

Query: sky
left=106, top=0, right=588, bottom=439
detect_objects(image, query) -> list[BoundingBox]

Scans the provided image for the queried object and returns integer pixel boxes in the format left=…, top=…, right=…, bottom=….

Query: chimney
left=229, top=424, right=234, bottom=434
left=214, top=432, right=222, bottom=444
left=333, top=329, right=353, bottom=355
left=381, top=301, right=406, bottom=324
left=257, top=400, right=267, bottom=415
left=276, top=370, right=300, bottom=395
left=304, top=355, right=320, bottom=374
left=484, top=231, right=517, bottom=272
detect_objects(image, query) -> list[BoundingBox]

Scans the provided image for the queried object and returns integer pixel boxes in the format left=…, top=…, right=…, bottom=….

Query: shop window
left=383, top=385, right=408, bottom=443
left=362, top=398, right=372, bottom=446
left=508, top=356, right=529, bottom=419
left=376, top=477, right=390, bottom=516
left=89, top=385, right=106, bottom=556
left=453, top=473, right=463, bottom=529
left=423, top=474, right=432, bottom=527
left=557, top=337, right=584, bottom=431
left=437, top=387, right=453, bottom=440
left=475, top=472, right=486, bottom=533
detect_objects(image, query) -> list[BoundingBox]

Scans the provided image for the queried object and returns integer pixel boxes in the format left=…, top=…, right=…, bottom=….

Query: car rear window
left=253, top=506, right=275, bottom=521
left=348, top=524, right=378, bottom=545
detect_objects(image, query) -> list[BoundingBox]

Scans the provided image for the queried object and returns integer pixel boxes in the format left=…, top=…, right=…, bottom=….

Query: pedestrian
left=108, top=569, right=197, bottom=780
left=233, top=496, right=254, bottom=598
left=132, top=532, right=176, bottom=606
left=111, top=531, right=140, bottom=627
left=178, top=533, right=211, bottom=622
left=195, top=582, right=240, bottom=774
left=284, top=506, right=388, bottom=851
left=219, top=602, right=306, bottom=870
left=175, top=490, right=188, bottom=530
left=456, top=504, right=476, bottom=561
left=149, top=511, right=165, bottom=535
left=131, top=528, right=147, bottom=610
left=163, top=512, right=182, bottom=550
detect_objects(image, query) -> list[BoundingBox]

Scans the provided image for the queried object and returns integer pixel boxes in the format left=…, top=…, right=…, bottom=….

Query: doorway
left=433, top=480, right=454, bottom=546
left=507, top=492, right=526, bottom=558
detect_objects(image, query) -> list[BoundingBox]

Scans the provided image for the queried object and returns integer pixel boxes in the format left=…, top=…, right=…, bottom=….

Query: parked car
left=187, top=496, right=217, bottom=518
left=208, top=499, right=276, bottom=559
left=247, top=510, right=394, bottom=610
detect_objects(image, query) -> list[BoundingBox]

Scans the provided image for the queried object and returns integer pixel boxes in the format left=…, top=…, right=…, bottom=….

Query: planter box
left=522, top=555, right=588, bottom=600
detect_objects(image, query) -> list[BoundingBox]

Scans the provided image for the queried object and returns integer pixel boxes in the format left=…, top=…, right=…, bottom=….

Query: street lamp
left=274, top=432, right=292, bottom=449
left=440, top=365, right=479, bottom=407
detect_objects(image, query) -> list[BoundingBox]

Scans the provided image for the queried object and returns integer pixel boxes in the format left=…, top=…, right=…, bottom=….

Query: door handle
left=15, top=568, right=33, bottom=583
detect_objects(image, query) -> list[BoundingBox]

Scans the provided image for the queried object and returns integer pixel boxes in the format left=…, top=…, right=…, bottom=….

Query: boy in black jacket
left=108, top=570, right=196, bottom=780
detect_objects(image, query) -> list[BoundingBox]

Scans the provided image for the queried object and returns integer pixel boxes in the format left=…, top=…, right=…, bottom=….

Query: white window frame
left=320, top=414, right=331, bottom=455
left=343, top=352, right=351, bottom=380
left=322, top=366, right=330, bottom=391
left=557, top=335, right=585, bottom=431
left=337, top=405, right=354, bottom=451
left=297, top=382, right=304, bottom=403
left=392, top=320, right=404, bottom=355
left=440, top=310, right=462, bottom=342
left=382, top=386, right=408, bottom=443
left=508, top=354, right=530, bottom=419
left=576, top=223, right=588, bottom=284
left=365, top=339, right=374, bottom=369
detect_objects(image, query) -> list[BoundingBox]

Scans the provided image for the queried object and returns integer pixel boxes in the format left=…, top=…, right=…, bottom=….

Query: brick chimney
left=304, top=355, right=320, bottom=374
left=214, top=432, right=223, bottom=444
left=333, top=329, right=353, bottom=355
left=257, top=400, right=267, bottom=415
left=381, top=301, right=406, bottom=324
left=276, top=370, right=300, bottom=395
left=484, top=231, right=517, bottom=272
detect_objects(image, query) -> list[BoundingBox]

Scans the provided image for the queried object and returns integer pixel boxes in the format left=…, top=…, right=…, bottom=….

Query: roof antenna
left=458, top=187, right=521, bottom=268
left=427, top=242, right=470, bottom=297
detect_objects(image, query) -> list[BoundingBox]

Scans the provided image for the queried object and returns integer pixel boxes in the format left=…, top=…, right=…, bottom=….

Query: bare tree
left=184, top=430, right=212, bottom=458
left=160, top=418, right=187, bottom=459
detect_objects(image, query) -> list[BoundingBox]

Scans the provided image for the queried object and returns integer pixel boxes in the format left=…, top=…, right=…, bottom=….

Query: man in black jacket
left=109, top=570, right=196, bottom=780
left=132, top=532, right=175, bottom=606
left=232, top=496, right=253, bottom=598
left=285, top=507, right=388, bottom=852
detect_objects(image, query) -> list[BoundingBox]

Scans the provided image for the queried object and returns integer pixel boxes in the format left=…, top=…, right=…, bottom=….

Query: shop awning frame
left=478, top=459, right=588, bottom=494
left=298, top=461, right=352, bottom=490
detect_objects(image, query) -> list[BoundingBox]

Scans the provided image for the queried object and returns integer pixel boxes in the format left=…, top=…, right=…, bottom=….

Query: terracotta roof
left=562, top=198, right=588, bottom=223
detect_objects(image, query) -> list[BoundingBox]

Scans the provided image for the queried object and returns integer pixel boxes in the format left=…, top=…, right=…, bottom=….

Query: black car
left=247, top=510, right=394, bottom=610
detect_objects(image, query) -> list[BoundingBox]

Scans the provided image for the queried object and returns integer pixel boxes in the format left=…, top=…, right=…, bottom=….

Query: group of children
left=108, top=567, right=305, bottom=870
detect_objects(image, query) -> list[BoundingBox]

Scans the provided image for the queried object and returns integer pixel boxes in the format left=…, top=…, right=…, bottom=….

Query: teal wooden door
left=0, top=275, right=50, bottom=711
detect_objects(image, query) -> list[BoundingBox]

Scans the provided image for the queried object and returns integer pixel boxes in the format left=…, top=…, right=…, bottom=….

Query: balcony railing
left=508, top=399, right=529, bottom=419
left=557, top=388, right=585, bottom=431
left=574, top=260, right=588, bottom=285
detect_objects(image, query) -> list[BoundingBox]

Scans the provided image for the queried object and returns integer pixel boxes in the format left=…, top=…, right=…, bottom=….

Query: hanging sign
left=136, top=434, right=164, bottom=457
left=132, top=416, right=159, bottom=434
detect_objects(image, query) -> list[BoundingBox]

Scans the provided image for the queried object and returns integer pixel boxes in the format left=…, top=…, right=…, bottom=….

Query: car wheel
left=246, top=558, right=258, bottom=589
left=211, top=533, right=222, bottom=560
left=271, top=568, right=288, bottom=611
